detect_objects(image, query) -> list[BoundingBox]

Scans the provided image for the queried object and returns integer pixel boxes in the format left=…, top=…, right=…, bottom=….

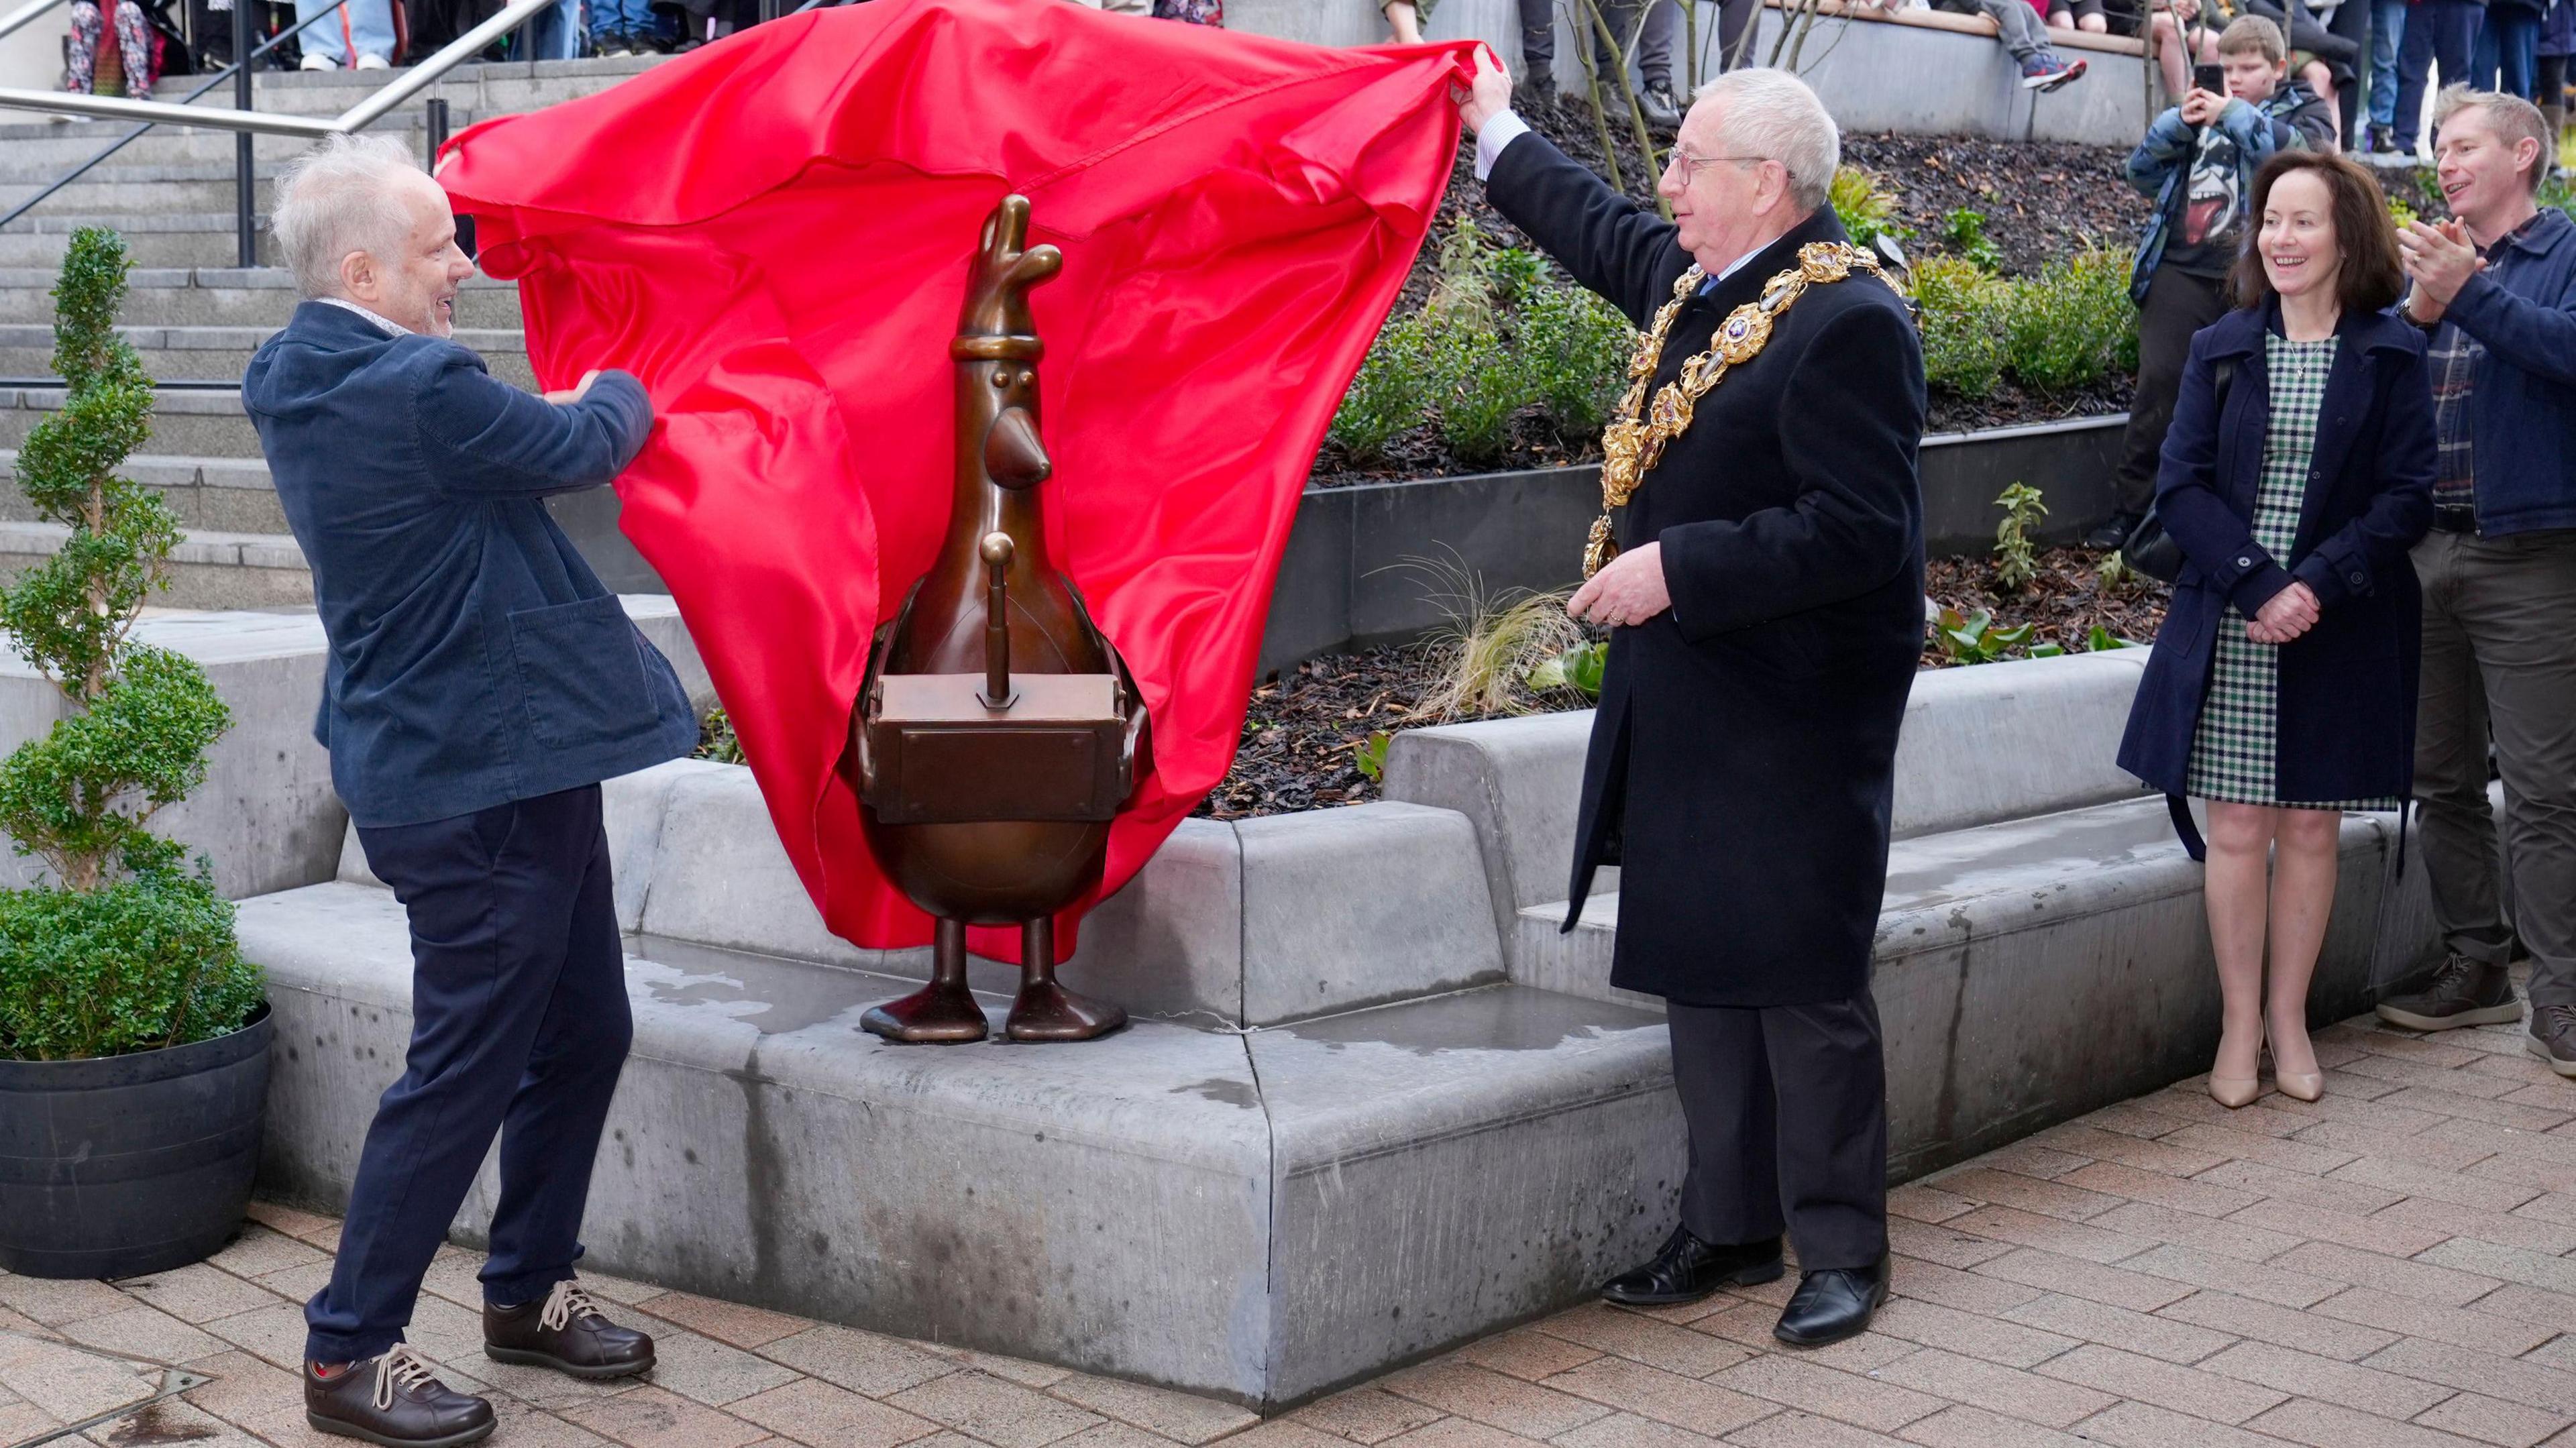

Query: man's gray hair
left=1688, top=68, right=1841, bottom=213
left=2433, top=83, right=2553, bottom=194
left=272, top=132, right=425, bottom=300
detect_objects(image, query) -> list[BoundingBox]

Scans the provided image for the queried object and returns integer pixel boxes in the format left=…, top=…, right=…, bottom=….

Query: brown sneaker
left=2376, top=954, right=2521, bottom=1032
left=2530, top=1004, right=2576, bottom=1078
left=305, top=1345, right=494, bottom=1448
left=483, top=1280, right=655, bottom=1380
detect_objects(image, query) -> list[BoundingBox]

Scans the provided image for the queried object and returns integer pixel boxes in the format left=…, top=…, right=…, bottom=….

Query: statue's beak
left=983, top=406, right=1052, bottom=489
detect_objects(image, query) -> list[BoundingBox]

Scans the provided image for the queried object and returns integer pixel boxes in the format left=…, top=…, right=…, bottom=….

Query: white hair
left=1688, top=68, right=1841, bottom=214
left=272, top=132, right=426, bottom=300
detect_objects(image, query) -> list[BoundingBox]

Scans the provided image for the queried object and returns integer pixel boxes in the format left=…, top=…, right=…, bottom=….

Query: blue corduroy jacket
left=2427, top=205, right=2576, bottom=537
left=243, top=300, right=698, bottom=828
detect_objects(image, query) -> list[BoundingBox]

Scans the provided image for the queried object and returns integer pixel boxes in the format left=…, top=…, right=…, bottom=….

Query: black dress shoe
left=1600, top=1227, right=1784, bottom=1306
left=1773, top=1258, right=1890, bottom=1347
left=2083, top=511, right=2142, bottom=551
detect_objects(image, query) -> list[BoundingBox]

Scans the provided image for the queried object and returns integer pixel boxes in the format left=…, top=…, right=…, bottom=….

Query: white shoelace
left=539, top=1280, right=605, bottom=1333
left=371, top=1343, right=441, bottom=1412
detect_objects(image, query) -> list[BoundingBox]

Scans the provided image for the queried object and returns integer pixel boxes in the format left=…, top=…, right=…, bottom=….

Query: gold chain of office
left=1584, top=241, right=1886, bottom=578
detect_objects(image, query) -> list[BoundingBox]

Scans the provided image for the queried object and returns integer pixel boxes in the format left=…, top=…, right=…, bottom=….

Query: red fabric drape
left=439, top=0, right=1470, bottom=961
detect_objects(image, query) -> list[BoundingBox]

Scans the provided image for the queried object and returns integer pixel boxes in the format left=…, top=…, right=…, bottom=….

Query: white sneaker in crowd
left=354, top=52, right=389, bottom=68
left=299, top=52, right=335, bottom=70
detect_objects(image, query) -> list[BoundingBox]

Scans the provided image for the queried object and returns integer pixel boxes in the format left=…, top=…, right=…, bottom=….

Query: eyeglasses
left=1664, top=146, right=1772, bottom=186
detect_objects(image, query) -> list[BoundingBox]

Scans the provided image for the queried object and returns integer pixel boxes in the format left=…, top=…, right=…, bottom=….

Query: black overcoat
left=2115, top=300, right=2436, bottom=829
left=1486, top=134, right=1928, bottom=1008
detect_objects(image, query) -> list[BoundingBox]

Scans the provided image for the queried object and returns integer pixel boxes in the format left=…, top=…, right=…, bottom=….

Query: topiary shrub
left=0, top=227, right=248, bottom=1062
left=1517, top=281, right=1635, bottom=438
left=1426, top=307, right=1536, bottom=467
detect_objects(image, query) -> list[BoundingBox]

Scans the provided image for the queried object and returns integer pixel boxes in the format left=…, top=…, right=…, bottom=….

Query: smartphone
left=2192, top=62, right=2224, bottom=94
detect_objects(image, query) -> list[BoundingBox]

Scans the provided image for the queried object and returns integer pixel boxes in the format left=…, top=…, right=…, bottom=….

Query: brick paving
left=19, top=1001, right=2576, bottom=1445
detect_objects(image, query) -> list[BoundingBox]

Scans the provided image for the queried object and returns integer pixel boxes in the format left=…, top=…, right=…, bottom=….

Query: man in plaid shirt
left=2375, top=87, right=2576, bottom=1075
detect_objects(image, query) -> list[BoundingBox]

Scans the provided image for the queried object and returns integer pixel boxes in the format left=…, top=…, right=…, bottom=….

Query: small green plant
left=2087, top=624, right=2143, bottom=651
left=2095, top=549, right=2144, bottom=594
left=1527, top=639, right=1609, bottom=701
left=1352, top=730, right=1393, bottom=782
left=1938, top=208, right=2004, bottom=273
left=696, top=705, right=745, bottom=765
left=2004, top=245, right=2138, bottom=392
left=0, top=227, right=248, bottom=1062
left=1829, top=165, right=1908, bottom=250
left=1992, top=482, right=2048, bottom=594
left=1435, top=219, right=1547, bottom=315
left=1911, top=256, right=2009, bottom=400
left=1328, top=313, right=1434, bottom=465
left=1426, top=310, right=1536, bottom=467
left=1931, top=607, right=2037, bottom=665
left=1517, top=282, right=1637, bottom=438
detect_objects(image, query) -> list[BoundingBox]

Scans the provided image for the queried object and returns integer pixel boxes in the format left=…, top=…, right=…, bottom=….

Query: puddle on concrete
left=1170, top=1076, right=1260, bottom=1108
left=625, top=936, right=1004, bottom=1036
left=1880, top=805, right=2169, bottom=912
left=1273, top=985, right=1656, bottom=1057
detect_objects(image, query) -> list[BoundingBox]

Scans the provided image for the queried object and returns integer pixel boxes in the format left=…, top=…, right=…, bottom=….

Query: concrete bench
left=1385, top=650, right=2447, bottom=1176
left=244, top=762, right=1670, bottom=1408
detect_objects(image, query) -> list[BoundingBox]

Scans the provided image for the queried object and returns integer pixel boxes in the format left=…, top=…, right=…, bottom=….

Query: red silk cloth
left=438, top=0, right=1470, bottom=960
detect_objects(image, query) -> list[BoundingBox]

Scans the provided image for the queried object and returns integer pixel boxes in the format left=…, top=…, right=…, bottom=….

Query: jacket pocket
left=506, top=595, right=652, bottom=750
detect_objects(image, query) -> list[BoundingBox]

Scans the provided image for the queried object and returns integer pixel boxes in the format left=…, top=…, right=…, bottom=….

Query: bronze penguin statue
left=843, top=194, right=1150, bottom=1044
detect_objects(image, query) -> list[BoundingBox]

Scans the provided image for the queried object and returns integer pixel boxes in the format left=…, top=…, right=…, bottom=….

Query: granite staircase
left=0, top=57, right=659, bottom=606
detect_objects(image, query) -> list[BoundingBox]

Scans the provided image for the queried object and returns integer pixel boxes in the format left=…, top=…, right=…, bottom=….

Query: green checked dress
left=2185, top=333, right=2400, bottom=812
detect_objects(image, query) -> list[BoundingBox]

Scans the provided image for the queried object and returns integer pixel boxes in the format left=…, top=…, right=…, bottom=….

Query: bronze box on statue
left=860, top=673, right=1132, bottom=826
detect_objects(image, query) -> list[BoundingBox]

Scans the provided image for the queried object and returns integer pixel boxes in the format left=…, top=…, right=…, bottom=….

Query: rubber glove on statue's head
left=274, top=132, right=476, bottom=339
left=1656, top=68, right=1841, bottom=278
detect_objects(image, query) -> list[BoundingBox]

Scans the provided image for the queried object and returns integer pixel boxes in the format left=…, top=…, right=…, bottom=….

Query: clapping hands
left=2397, top=218, right=2483, bottom=320
left=2247, top=581, right=2319, bottom=645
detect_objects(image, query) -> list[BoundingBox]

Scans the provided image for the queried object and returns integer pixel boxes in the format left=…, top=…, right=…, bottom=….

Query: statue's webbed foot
left=1006, top=980, right=1128, bottom=1043
left=863, top=981, right=991, bottom=1044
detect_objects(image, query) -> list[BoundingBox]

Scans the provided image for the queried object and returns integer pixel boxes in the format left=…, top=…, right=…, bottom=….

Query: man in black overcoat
left=1456, top=58, right=1927, bottom=1347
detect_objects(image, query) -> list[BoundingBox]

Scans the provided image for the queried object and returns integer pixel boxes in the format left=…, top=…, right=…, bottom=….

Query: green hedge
left=1329, top=223, right=2141, bottom=461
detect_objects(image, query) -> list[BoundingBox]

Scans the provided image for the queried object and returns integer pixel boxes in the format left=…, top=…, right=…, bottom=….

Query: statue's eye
left=991, top=371, right=1010, bottom=388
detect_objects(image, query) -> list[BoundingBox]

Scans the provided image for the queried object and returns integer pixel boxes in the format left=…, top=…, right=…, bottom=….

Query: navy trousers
left=304, top=785, right=631, bottom=1365
left=2397, top=0, right=2487, bottom=145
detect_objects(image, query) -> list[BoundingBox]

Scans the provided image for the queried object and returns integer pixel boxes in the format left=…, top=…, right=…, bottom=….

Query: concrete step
left=0, top=268, right=521, bottom=329
left=3, top=384, right=263, bottom=456
left=0, top=324, right=532, bottom=388
left=0, top=518, right=309, bottom=607
left=0, top=117, right=450, bottom=178
left=0, top=223, right=278, bottom=269
left=0, top=448, right=286, bottom=533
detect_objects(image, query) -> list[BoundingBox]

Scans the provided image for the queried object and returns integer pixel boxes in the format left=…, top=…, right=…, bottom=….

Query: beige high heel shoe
left=2269, top=1019, right=2324, bottom=1103
left=2208, top=1071, right=2261, bottom=1109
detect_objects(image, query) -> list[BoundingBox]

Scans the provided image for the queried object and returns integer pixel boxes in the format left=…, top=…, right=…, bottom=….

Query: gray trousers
left=1521, top=0, right=1681, bottom=90
left=2412, top=528, right=2576, bottom=1007
left=1670, top=992, right=1888, bottom=1272
left=1934, top=0, right=2049, bottom=61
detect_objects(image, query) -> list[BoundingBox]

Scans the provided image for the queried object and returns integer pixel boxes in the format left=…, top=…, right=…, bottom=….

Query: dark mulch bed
left=1923, top=545, right=2170, bottom=665
left=1315, top=115, right=2145, bottom=486
left=1841, top=132, right=2151, bottom=278
left=1200, top=545, right=2170, bottom=817
left=1197, top=647, right=1430, bottom=819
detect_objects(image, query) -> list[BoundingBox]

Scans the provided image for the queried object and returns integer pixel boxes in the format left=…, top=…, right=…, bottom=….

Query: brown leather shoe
left=483, top=1280, right=655, bottom=1380
left=2377, top=954, right=2522, bottom=1032
left=305, top=1345, right=494, bottom=1448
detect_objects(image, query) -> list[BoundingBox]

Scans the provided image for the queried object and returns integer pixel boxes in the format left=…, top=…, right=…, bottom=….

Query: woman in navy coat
left=2117, top=151, right=2435, bottom=1111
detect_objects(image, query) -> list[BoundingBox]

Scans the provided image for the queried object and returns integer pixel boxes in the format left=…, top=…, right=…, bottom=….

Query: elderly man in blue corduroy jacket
left=240, top=131, right=694, bottom=1448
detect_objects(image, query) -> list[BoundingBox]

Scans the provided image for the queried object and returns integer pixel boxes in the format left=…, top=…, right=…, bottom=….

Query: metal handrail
left=0, top=0, right=556, bottom=264
left=0, top=0, right=66, bottom=44
left=0, top=0, right=376, bottom=231
left=0, top=0, right=555, bottom=133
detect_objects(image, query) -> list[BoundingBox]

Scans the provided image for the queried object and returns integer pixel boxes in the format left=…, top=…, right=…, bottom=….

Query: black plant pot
left=0, top=1003, right=274, bottom=1279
